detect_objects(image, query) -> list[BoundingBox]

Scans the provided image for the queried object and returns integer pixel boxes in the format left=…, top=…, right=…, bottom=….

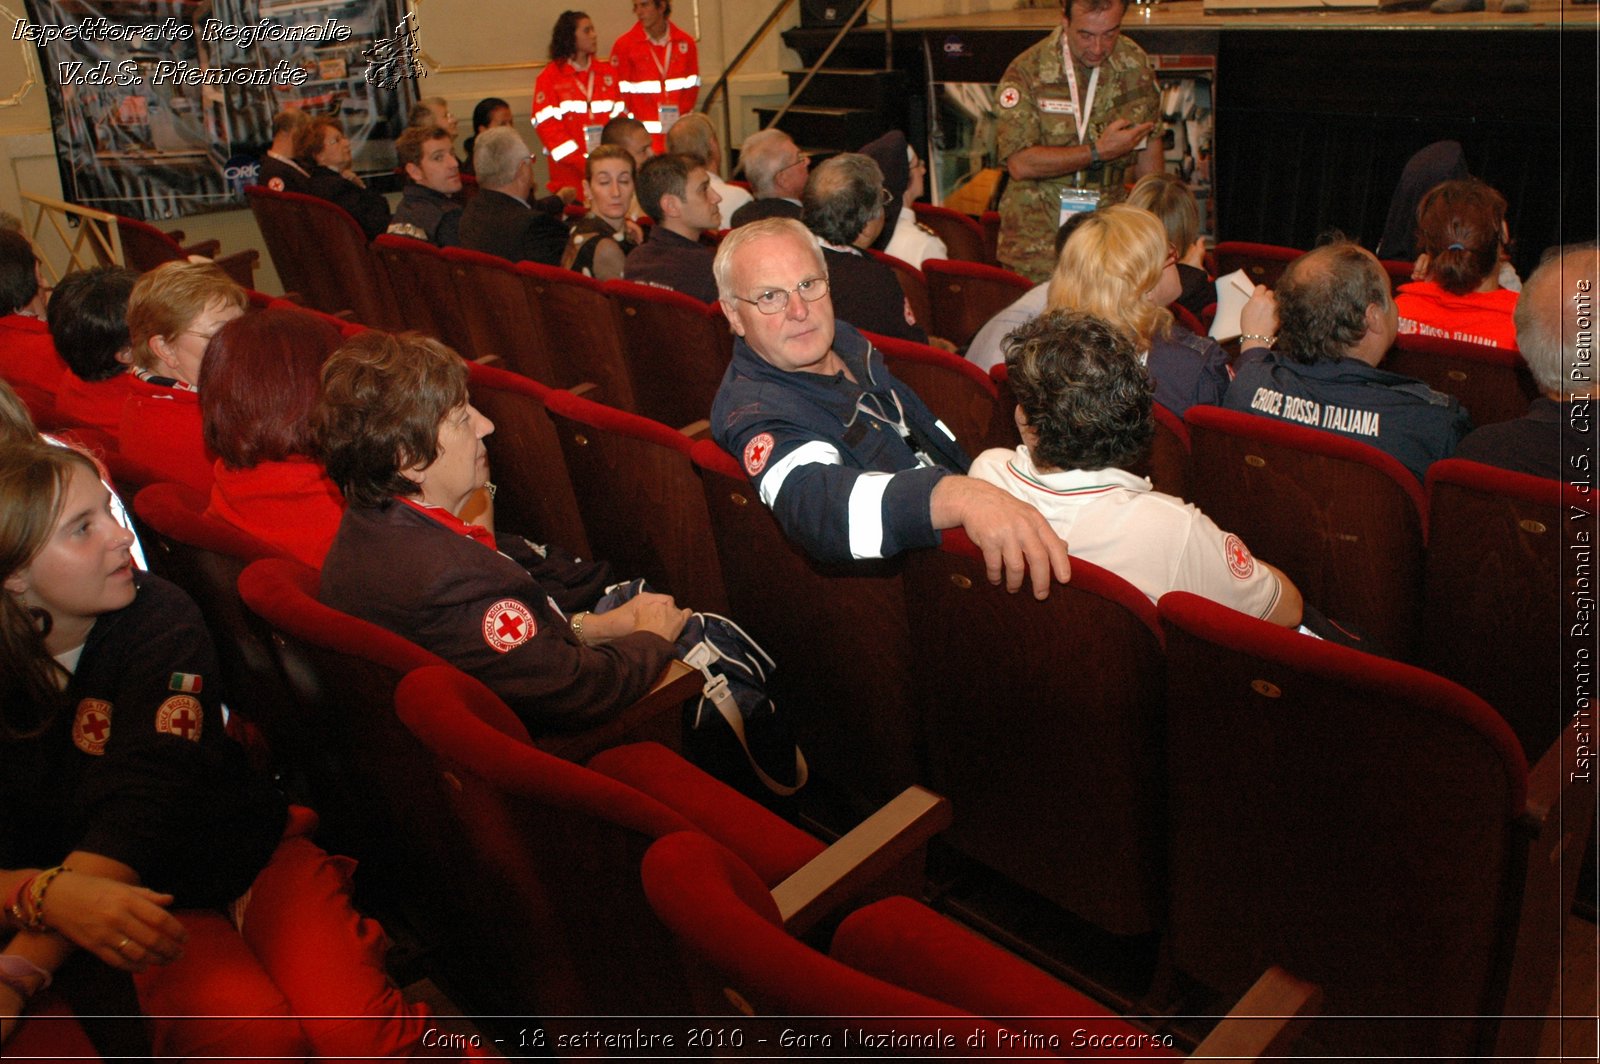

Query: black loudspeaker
left=799, top=0, right=854, bottom=27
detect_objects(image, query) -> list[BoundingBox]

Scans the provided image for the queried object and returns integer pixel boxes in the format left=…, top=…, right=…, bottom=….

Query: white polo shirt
left=968, top=446, right=1283, bottom=619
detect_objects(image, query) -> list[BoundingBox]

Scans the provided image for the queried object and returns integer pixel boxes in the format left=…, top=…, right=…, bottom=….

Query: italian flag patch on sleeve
left=168, top=672, right=203, bottom=694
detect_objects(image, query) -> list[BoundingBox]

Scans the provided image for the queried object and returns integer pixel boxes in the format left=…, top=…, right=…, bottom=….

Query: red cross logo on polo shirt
left=1224, top=534, right=1255, bottom=579
left=155, top=695, right=204, bottom=742
left=483, top=599, right=537, bottom=653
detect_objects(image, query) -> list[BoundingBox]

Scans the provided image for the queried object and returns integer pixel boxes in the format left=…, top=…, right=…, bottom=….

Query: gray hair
left=803, top=153, right=883, bottom=247
left=665, top=112, right=717, bottom=168
left=741, top=128, right=797, bottom=197
left=713, top=217, right=827, bottom=301
left=1276, top=241, right=1391, bottom=366
left=1516, top=242, right=1599, bottom=397
left=474, top=126, right=530, bottom=189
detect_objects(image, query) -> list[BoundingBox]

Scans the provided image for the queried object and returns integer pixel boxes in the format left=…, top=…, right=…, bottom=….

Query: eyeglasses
left=776, top=154, right=809, bottom=173
left=879, top=187, right=894, bottom=207
left=731, top=276, right=830, bottom=316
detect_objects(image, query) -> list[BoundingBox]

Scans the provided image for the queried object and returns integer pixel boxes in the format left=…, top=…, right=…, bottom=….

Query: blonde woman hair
left=1047, top=203, right=1171, bottom=349
left=125, top=261, right=247, bottom=372
left=1126, top=172, right=1199, bottom=259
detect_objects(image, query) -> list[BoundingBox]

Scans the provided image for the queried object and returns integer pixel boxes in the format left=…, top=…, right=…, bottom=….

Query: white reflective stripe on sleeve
left=643, top=120, right=663, bottom=133
left=846, top=473, right=894, bottom=560
left=534, top=105, right=563, bottom=124
left=757, top=440, right=841, bottom=509
left=934, top=419, right=957, bottom=442
left=627, top=79, right=663, bottom=93
left=550, top=140, right=580, bottom=161
left=665, top=75, right=699, bottom=92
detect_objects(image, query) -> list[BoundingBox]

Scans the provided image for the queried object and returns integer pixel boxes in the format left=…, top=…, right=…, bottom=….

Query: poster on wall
left=19, top=0, right=415, bottom=222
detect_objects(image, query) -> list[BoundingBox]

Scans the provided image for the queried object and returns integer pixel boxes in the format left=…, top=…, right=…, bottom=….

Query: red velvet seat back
left=902, top=532, right=1167, bottom=935
left=1384, top=333, right=1536, bottom=426
left=866, top=248, right=933, bottom=337
left=371, top=235, right=475, bottom=355
left=236, top=557, right=463, bottom=885
left=395, top=666, right=824, bottom=1016
left=690, top=440, right=920, bottom=811
left=244, top=186, right=401, bottom=330
left=132, top=483, right=302, bottom=769
left=978, top=210, right=1001, bottom=267
left=602, top=278, right=733, bottom=429
left=543, top=387, right=728, bottom=612
left=463, top=361, right=591, bottom=557
left=909, top=203, right=987, bottom=264
left=1184, top=404, right=1426, bottom=657
left=1158, top=590, right=1528, bottom=1061
left=113, top=214, right=185, bottom=271
left=1423, top=459, right=1567, bottom=757
left=516, top=261, right=637, bottom=408
left=1212, top=241, right=1303, bottom=288
left=921, top=258, right=1033, bottom=350
left=440, top=245, right=559, bottom=384
left=865, top=329, right=1006, bottom=456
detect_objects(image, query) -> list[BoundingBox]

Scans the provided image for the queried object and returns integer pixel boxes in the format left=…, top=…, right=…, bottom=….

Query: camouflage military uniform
left=995, top=28, right=1162, bottom=282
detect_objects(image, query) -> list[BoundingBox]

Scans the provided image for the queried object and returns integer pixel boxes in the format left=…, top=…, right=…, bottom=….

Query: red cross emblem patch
left=155, top=695, right=204, bottom=742
left=999, top=86, right=1020, bottom=110
left=743, top=432, right=775, bottom=475
left=73, top=698, right=113, bottom=756
left=1224, top=534, right=1255, bottom=579
left=484, top=598, right=536, bottom=654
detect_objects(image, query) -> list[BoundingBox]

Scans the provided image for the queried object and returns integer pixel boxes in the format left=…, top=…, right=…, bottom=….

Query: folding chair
left=1159, top=590, right=1589, bottom=1062
left=543, top=387, right=729, bottom=612
left=864, top=329, right=1007, bottom=456
left=603, top=278, right=733, bottom=430
left=921, top=258, right=1034, bottom=350
left=1385, top=332, right=1537, bottom=426
left=910, top=202, right=987, bottom=263
left=1184, top=405, right=1426, bottom=657
left=643, top=831, right=1321, bottom=1058
left=903, top=532, right=1167, bottom=935
left=1422, top=458, right=1569, bottom=757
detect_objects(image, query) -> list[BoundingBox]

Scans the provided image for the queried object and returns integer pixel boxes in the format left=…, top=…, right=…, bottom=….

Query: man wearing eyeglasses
left=709, top=217, right=1072, bottom=598
left=996, top=0, right=1163, bottom=283
left=730, top=129, right=809, bottom=228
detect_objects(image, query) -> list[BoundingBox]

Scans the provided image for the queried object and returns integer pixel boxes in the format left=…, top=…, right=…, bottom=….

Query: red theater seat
left=922, top=258, right=1033, bottom=350
left=1212, top=241, right=1303, bottom=289
left=1158, top=590, right=1588, bottom=1062
left=371, top=234, right=475, bottom=354
left=864, top=329, right=1006, bottom=456
left=439, top=245, right=561, bottom=384
left=603, top=277, right=733, bottom=430
left=866, top=248, right=933, bottom=335
left=244, top=185, right=402, bottom=330
left=1385, top=332, right=1536, bottom=426
left=910, top=202, right=988, bottom=264
left=515, top=260, right=638, bottom=408
left=103, top=212, right=259, bottom=288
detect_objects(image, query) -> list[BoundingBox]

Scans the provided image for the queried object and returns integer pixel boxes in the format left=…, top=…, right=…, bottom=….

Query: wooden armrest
left=535, top=660, right=700, bottom=763
left=1492, top=729, right=1597, bottom=1059
left=473, top=353, right=504, bottom=366
left=1191, top=965, right=1321, bottom=1062
left=164, top=228, right=186, bottom=244
left=180, top=238, right=222, bottom=259
left=568, top=381, right=601, bottom=400
left=772, top=785, right=952, bottom=936
left=678, top=418, right=712, bottom=441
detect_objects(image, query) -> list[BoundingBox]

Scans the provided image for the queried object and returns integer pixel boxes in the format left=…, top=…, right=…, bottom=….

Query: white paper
left=1208, top=268, right=1257, bottom=342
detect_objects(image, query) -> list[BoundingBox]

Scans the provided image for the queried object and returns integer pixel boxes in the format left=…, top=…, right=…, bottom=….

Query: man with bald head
left=730, top=129, right=808, bottom=228
left=1222, top=239, right=1471, bottom=481
left=709, top=217, right=1072, bottom=597
left=1455, top=242, right=1598, bottom=480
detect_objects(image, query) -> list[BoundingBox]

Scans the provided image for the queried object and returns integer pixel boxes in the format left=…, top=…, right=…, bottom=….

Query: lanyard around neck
left=1060, top=38, right=1100, bottom=146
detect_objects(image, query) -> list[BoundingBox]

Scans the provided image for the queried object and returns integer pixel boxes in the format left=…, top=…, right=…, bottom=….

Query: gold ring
left=115, top=936, right=131, bottom=952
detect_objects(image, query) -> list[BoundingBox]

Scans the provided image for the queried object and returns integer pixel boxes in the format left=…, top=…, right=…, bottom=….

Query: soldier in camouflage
left=995, top=0, right=1164, bottom=282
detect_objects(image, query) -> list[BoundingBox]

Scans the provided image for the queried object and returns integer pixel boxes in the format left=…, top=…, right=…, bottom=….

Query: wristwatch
left=1087, top=140, right=1104, bottom=173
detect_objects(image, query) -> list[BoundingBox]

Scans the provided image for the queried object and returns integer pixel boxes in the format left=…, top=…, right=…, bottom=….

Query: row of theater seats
left=91, top=345, right=1581, bottom=1062
left=108, top=422, right=1326, bottom=1059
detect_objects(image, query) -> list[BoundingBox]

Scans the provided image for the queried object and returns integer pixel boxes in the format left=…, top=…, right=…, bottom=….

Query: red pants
left=131, top=807, right=437, bottom=1061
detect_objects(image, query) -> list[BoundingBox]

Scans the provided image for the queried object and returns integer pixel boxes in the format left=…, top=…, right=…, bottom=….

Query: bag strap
left=682, top=640, right=808, bottom=797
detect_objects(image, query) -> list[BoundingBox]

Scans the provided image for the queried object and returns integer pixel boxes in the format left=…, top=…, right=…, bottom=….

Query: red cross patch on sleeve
left=1224, top=533, right=1256, bottom=579
left=743, top=432, right=775, bottom=475
left=484, top=598, right=537, bottom=653
left=73, top=699, right=113, bottom=756
left=267, top=177, right=285, bottom=191
left=155, top=695, right=204, bottom=742
left=999, top=85, right=1020, bottom=109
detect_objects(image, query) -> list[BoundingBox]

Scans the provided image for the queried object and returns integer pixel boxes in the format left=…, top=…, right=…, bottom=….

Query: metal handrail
left=701, top=0, right=894, bottom=177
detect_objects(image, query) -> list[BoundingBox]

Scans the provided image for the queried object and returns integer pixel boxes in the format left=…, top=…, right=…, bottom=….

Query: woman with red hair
left=1394, top=178, right=1519, bottom=351
left=199, top=308, right=347, bottom=567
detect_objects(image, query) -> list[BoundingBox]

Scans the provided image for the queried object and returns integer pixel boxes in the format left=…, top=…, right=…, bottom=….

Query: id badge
left=1059, top=186, right=1099, bottom=227
left=658, top=104, right=680, bottom=133
left=584, top=124, right=604, bottom=151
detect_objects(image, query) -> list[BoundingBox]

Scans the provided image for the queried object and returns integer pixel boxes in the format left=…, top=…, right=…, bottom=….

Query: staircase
left=757, top=11, right=926, bottom=160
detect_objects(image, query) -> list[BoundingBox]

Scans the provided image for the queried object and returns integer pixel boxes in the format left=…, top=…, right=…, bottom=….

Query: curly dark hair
left=1275, top=241, right=1391, bottom=366
left=313, top=331, right=468, bottom=508
left=548, top=10, right=589, bottom=62
left=1004, top=309, right=1153, bottom=472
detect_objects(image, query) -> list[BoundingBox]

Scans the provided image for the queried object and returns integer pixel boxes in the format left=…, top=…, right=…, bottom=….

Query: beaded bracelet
left=21, top=866, right=68, bottom=932
left=3, top=874, right=33, bottom=931
left=1240, top=332, right=1277, bottom=347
